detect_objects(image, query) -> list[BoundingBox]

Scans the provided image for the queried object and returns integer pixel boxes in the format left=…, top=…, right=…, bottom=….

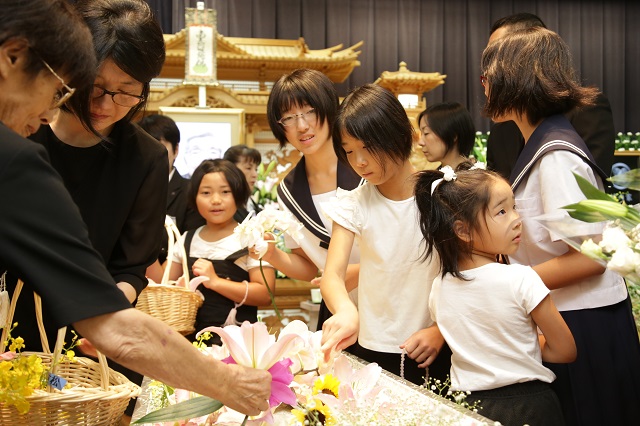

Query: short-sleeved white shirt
left=172, top=226, right=266, bottom=272
left=430, top=263, right=556, bottom=391
left=322, top=184, right=439, bottom=353
left=510, top=150, right=627, bottom=311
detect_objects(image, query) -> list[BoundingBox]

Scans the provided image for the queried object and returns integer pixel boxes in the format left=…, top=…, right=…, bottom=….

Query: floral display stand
left=131, top=353, right=493, bottom=426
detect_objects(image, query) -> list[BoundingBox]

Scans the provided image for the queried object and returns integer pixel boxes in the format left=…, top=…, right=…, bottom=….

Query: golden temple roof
left=162, top=30, right=363, bottom=83
left=374, top=61, right=446, bottom=95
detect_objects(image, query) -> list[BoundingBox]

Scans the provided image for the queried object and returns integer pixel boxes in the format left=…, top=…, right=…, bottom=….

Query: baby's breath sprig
left=427, top=376, right=482, bottom=413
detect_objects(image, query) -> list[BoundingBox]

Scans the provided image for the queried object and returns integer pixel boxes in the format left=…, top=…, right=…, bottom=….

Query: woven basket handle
left=161, top=216, right=190, bottom=286
left=0, top=279, right=108, bottom=391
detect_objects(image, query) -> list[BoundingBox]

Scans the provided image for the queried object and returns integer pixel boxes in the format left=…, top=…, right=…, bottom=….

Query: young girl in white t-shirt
left=319, top=84, right=449, bottom=386
left=168, top=159, right=275, bottom=344
left=415, top=164, right=576, bottom=426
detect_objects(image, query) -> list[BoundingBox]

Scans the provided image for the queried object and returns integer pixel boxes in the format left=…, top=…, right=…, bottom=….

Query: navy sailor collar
left=278, top=156, right=365, bottom=249
left=509, top=115, right=607, bottom=191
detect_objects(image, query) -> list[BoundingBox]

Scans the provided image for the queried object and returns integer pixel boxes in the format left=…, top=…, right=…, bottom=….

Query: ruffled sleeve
left=320, top=187, right=364, bottom=236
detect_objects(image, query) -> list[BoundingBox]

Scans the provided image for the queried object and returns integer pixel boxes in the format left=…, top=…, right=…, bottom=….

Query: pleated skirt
left=544, top=295, right=640, bottom=426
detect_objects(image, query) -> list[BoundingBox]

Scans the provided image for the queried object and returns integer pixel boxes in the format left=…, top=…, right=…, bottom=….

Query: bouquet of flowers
left=558, top=170, right=640, bottom=330
left=234, top=207, right=304, bottom=320
left=132, top=321, right=487, bottom=426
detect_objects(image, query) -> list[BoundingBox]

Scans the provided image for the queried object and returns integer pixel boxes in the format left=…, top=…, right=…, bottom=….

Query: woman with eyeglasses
left=0, top=0, right=270, bottom=419
left=259, top=69, right=364, bottom=334
left=23, top=0, right=167, bottom=420
left=27, top=0, right=166, bottom=306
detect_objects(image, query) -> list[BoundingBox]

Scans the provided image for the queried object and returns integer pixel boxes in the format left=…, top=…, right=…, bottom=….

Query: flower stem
left=241, top=414, right=248, bottom=426
left=260, top=259, right=282, bottom=321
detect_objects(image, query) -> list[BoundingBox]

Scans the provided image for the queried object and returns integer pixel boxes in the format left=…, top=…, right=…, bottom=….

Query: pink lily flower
left=198, top=321, right=302, bottom=424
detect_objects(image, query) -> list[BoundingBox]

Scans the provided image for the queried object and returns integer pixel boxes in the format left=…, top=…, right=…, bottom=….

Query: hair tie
left=469, top=161, right=486, bottom=170
left=430, top=166, right=457, bottom=195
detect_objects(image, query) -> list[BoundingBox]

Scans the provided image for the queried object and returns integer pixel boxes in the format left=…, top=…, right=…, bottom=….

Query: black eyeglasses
left=92, top=85, right=144, bottom=107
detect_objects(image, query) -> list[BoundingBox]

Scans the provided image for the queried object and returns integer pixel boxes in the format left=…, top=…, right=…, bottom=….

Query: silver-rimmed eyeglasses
left=41, top=59, right=76, bottom=109
left=277, top=108, right=317, bottom=127
left=92, top=85, right=145, bottom=108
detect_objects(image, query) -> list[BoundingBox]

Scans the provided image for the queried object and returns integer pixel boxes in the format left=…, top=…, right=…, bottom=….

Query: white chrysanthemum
left=600, top=225, right=632, bottom=253
left=607, top=245, right=640, bottom=275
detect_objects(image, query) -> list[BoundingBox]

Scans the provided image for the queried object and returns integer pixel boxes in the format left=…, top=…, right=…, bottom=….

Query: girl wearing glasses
left=259, top=69, right=364, bottom=333
left=25, top=0, right=166, bottom=421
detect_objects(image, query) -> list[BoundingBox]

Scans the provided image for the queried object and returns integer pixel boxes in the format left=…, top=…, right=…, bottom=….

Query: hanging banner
left=184, top=6, right=218, bottom=85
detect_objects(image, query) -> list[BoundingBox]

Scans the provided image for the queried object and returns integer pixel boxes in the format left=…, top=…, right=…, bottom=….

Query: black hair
left=490, top=12, right=546, bottom=35
left=188, top=159, right=251, bottom=212
left=416, top=102, right=475, bottom=158
left=415, top=165, right=504, bottom=280
left=68, top=0, right=166, bottom=124
left=267, top=68, right=339, bottom=149
left=333, top=84, right=414, bottom=172
left=138, top=114, right=180, bottom=152
left=223, top=144, right=262, bottom=166
left=0, top=0, right=96, bottom=127
left=481, top=27, right=598, bottom=126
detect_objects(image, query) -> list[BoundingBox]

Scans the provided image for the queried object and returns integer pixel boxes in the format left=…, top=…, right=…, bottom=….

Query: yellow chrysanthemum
left=312, top=374, right=340, bottom=398
left=291, top=399, right=335, bottom=426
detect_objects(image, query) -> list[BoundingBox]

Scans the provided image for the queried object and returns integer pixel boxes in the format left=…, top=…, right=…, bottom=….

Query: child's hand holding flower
left=235, top=208, right=304, bottom=260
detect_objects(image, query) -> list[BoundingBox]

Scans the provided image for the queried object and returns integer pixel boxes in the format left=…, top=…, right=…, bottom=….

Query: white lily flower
left=278, top=320, right=325, bottom=373
left=199, top=321, right=301, bottom=370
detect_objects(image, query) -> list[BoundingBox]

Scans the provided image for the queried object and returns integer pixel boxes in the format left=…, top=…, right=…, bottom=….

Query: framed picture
left=159, top=106, right=245, bottom=178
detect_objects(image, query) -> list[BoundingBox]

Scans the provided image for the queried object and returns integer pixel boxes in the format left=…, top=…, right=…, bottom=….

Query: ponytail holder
left=469, top=162, right=486, bottom=170
left=430, top=166, right=457, bottom=195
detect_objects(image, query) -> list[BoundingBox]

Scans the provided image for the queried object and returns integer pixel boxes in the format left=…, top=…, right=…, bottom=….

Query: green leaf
left=265, top=160, right=277, bottom=175
left=572, top=173, right=617, bottom=202
left=257, top=162, right=265, bottom=177
left=132, top=396, right=223, bottom=424
left=608, top=169, right=640, bottom=191
left=565, top=209, right=610, bottom=223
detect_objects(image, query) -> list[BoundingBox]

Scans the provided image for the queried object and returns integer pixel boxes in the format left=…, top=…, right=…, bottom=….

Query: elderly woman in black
left=0, top=0, right=270, bottom=418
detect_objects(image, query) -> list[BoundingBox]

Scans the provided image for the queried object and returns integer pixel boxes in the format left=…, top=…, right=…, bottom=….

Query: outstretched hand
left=320, top=306, right=359, bottom=362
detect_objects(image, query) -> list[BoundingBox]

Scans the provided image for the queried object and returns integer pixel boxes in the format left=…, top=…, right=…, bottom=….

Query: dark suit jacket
left=486, top=92, right=616, bottom=181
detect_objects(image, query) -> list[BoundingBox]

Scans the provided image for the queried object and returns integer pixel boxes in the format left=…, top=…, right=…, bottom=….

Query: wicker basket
left=0, top=280, right=140, bottom=425
left=136, top=216, right=203, bottom=335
